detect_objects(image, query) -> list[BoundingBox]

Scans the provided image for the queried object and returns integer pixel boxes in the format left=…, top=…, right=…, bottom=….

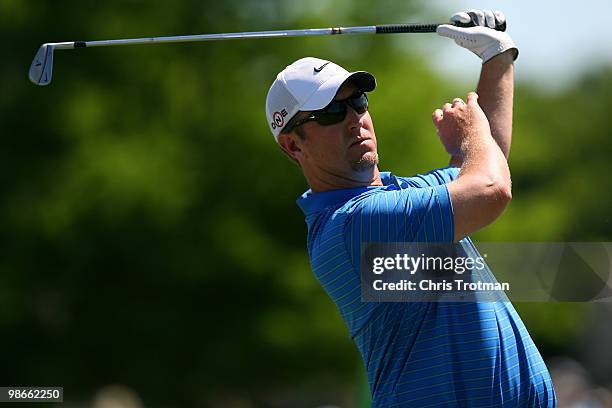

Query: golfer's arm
left=449, top=51, right=515, bottom=168
left=476, top=51, right=515, bottom=158
left=447, top=133, right=511, bottom=242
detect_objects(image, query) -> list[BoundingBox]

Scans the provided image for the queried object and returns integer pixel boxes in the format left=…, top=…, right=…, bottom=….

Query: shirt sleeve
left=345, top=184, right=455, bottom=249
left=401, top=166, right=460, bottom=188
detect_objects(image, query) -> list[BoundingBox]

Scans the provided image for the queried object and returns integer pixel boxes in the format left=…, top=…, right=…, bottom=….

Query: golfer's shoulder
left=332, top=184, right=450, bottom=240
left=342, top=171, right=452, bottom=212
left=396, top=167, right=460, bottom=187
left=331, top=186, right=391, bottom=219
left=330, top=190, right=400, bottom=232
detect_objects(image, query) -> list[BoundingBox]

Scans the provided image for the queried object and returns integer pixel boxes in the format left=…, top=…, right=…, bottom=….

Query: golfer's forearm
left=448, top=135, right=511, bottom=241
left=459, top=135, right=510, bottom=190
left=476, top=51, right=515, bottom=158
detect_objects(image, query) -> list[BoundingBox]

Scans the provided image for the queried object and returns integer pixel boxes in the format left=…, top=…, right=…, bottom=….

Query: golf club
left=29, top=21, right=506, bottom=86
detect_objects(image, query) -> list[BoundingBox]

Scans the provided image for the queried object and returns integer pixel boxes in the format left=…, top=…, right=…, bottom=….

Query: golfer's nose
left=346, top=105, right=363, bottom=130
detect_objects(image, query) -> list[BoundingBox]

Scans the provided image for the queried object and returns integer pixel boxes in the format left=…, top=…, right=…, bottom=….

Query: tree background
left=1, top=0, right=611, bottom=407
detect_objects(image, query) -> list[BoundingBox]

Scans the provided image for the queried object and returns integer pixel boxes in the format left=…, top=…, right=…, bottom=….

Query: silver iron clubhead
left=29, top=44, right=55, bottom=86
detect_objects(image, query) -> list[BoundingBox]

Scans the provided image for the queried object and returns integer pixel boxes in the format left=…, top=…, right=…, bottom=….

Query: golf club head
left=29, top=44, right=54, bottom=86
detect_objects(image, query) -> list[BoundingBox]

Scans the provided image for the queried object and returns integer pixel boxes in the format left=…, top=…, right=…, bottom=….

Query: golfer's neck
left=306, top=167, right=383, bottom=193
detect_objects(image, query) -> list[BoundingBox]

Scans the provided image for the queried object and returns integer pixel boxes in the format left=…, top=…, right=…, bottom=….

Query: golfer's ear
left=278, top=133, right=302, bottom=161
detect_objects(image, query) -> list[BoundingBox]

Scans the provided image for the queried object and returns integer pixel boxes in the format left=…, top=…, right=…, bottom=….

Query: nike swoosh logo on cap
left=314, top=62, right=331, bottom=73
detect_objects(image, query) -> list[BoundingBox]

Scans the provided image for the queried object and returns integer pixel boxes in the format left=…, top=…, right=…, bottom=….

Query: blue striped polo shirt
left=297, top=168, right=556, bottom=407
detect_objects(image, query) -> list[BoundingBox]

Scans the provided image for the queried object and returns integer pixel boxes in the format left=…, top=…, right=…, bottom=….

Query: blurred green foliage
left=1, top=0, right=611, bottom=406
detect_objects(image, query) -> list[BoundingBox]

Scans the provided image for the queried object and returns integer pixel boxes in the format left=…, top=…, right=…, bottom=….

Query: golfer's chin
left=350, top=151, right=379, bottom=172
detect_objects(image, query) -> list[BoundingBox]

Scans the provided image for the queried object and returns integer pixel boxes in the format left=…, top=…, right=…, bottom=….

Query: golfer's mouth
left=350, top=138, right=371, bottom=147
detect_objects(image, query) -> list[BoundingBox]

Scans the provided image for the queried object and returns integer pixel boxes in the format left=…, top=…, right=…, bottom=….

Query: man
left=265, top=10, right=556, bottom=407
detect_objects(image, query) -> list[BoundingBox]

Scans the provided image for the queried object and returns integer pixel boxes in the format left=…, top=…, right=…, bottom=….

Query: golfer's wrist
left=483, top=49, right=516, bottom=66
left=460, top=130, right=495, bottom=156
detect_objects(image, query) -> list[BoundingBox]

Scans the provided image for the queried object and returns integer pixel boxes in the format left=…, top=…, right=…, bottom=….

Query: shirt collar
left=296, top=171, right=395, bottom=216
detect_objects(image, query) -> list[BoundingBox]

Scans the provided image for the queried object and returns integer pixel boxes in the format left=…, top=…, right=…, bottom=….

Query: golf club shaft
left=44, top=24, right=454, bottom=50
left=29, top=21, right=506, bottom=86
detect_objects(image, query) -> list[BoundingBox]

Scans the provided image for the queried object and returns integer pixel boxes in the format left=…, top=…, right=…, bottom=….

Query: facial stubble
left=351, top=151, right=379, bottom=172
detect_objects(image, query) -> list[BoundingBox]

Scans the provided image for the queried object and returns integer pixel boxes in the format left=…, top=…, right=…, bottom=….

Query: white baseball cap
left=265, top=57, right=376, bottom=141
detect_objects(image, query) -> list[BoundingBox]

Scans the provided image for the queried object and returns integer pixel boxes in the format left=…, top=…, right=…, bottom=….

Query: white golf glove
left=437, top=10, right=518, bottom=63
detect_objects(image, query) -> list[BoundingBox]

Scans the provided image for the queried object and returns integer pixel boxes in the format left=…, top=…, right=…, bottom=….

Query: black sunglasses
left=284, top=92, right=369, bottom=133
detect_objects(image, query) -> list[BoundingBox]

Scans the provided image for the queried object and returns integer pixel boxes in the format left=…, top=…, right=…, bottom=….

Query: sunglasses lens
left=316, top=112, right=346, bottom=126
left=316, top=101, right=347, bottom=125
left=350, top=93, right=368, bottom=114
left=311, top=93, right=369, bottom=127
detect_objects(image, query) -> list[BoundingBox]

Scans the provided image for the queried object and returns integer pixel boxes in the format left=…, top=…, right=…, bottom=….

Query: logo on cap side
left=271, top=109, right=289, bottom=130
left=314, top=62, right=331, bottom=73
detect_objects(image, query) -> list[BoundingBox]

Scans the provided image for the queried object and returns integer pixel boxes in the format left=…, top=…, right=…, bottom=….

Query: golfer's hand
left=432, top=92, right=492, bottom=157
left=437, top=10, right=518, bottom=63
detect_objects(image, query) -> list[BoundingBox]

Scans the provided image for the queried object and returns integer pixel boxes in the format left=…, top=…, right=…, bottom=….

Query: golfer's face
left=300, top=82, right=378, bottom=174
